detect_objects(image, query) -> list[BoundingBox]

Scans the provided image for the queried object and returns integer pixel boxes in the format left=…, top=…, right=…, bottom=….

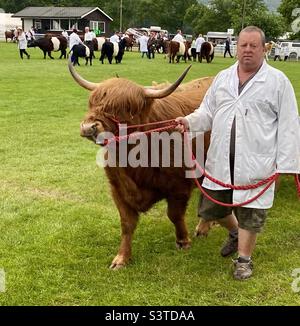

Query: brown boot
left=220, top=230, right=238, bottom=257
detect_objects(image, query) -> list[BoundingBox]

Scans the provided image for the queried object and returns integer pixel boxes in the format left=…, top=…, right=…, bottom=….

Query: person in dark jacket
left=224, top=37, right=233, bottom=58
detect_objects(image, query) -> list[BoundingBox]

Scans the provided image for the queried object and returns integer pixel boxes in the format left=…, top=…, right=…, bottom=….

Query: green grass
left=0, top=42, right=300, bottom=306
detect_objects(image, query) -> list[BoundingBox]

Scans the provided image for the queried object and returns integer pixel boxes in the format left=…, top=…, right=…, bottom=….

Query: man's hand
left=175, top=117, right=189, bottom=133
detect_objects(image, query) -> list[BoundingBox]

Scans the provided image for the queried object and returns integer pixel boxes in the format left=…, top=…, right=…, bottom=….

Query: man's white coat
left=186, top=60, right=300, bottom=208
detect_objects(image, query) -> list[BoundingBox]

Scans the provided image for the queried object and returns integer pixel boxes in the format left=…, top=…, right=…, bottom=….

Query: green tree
left=184, top=0, right=232, bottom=35
left=248, top=12, right=286, bottom=40
left=184, top=3, right=208, bottom=35
left=278, top=0, right=300, bottom=39
left=137, top=0, right=198, bottom=33
left=230, top=0, right=267, bottom=34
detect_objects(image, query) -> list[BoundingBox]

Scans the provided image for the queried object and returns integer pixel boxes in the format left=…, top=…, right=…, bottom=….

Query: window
left=60, top=19, right=69, bottom=30
left=89, top=21, right=105, bottom=34
left=51, top=19, right=59, bottom=30
left=99, top=22, right=105, bottom=33
left=70, top=19, right=78, bottom=30
left=34, top=20, right=42, bottom=30
left=292, top=43, right=300, bottom=47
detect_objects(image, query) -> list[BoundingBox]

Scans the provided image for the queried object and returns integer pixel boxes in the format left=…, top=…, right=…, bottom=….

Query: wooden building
left=12, top=7, right=113, bottom=36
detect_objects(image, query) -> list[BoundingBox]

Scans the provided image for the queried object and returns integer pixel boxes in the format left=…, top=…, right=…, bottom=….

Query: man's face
left=237, top=31, right=265, bottom=70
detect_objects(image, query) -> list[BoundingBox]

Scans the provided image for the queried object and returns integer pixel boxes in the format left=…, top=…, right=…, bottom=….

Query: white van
left=279, top=41, right=300, bottom=60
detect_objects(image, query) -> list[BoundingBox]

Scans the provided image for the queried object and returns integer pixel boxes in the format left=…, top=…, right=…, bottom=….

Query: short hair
left=238, top=26, right=266, bottom=46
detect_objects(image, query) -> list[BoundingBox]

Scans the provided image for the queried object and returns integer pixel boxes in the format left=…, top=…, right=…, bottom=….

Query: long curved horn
left=68, top=57, right=98, bottom=91
left=144, top=65, right=192, bottom=99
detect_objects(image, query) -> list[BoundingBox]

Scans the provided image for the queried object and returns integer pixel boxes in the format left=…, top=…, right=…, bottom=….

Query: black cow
left=71, top=43, right=93, bottom=66
left=28, top=36, right=67, bottom=59
left=99, top=38, right=126, bottom=64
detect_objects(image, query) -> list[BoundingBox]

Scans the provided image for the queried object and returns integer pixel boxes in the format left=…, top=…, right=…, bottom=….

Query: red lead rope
left=183, top=132, right=279, bottom=207
left=105, top=117, right=300, bottom=205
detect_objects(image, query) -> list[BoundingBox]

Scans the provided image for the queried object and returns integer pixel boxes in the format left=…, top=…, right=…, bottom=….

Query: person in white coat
left=176, top=26, right=300, bottom=280
left=16, top=27, right=30, bottom=59
left=69, top=29, right=84, bottom=63
left=69, top=28, right=84, bottom=50
left=84, top=27, right=93, bottom=44
left=195, top=33, right=205, bottom=62
left=110, top=31, right=120, bottom=43
left=172, top=30, right=185, bottom=43
left=274, top=42, right=282, bottom=61
left=139, top=32, right=149, bottom=58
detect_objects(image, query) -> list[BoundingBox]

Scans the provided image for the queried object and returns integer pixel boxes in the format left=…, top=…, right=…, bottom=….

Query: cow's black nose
left=80, top=122, right=97, bottom=137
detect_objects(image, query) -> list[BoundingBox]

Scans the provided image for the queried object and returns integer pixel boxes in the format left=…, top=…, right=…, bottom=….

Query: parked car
left=279, top=41, right=300, bottom=60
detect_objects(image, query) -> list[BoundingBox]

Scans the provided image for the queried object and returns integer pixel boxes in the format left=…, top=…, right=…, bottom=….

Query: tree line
left=0, top=0, right=298, bottom=40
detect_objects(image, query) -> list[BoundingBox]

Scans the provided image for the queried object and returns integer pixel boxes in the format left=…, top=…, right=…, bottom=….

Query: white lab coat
left=172, top=33, right=184, bottom=43
left=69, top=32, right=83, bottom=50
left=186, top=60, right=300, bottom=208
left=139, top=35, right=149, bottom=52
left=84, top=31, right=93, bottom=42
left=110, top=34, right=120, bottom=43
left=195, top=36, right=205, bottom=52
left=274, top=45, right=281, bottom=56
left=17, top=32, right=27, bottom=49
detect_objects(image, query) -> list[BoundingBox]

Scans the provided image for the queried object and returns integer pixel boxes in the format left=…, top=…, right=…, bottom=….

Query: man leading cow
left=176, top=26, right=300, bottom=280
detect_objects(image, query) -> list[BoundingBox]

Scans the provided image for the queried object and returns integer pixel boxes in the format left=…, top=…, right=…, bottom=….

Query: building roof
left=12, top=7, right=113, bottom=21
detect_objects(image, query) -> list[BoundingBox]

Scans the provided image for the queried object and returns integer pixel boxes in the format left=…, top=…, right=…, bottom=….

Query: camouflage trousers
left=199, top=189, right=267, bottom=233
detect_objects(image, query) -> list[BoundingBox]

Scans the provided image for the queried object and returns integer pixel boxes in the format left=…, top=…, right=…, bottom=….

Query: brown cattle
left=151, top=76, right=215, bottom=236
left=199, top=42, right=215, bottom=63
left=264, top=41, right=275, bottom=61
left=124, top=35, right=135, bottom=51
left=151, top=76, right=214, bottom=93
left=168, top=41, right=189, bottom=63
left=68, top=60, right=214, bottom=269
left=5, top=30, right=15, bottom=42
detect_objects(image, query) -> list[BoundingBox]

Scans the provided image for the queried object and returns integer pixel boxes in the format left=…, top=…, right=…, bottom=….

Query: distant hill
left=198, top=0, right=281, bottom=12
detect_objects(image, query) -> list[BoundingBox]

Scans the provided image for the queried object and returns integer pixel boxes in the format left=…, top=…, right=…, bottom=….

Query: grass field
left=0, top=42, right=300, bottom=306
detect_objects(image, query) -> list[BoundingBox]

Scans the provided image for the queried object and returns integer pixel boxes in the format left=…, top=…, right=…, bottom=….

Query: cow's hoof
left=176, top=239, right=191, bottom=250
left=109, top=262, right=126, bottom=270
left=109, top=255, right=130, bottom=270
left=194, top=219, right=215, bottom=237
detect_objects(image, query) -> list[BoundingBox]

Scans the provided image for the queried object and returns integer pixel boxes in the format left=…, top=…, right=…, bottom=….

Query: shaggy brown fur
left=151, top=76, right=214, bottom=93
left=80, top=76, right=214, bottom=269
